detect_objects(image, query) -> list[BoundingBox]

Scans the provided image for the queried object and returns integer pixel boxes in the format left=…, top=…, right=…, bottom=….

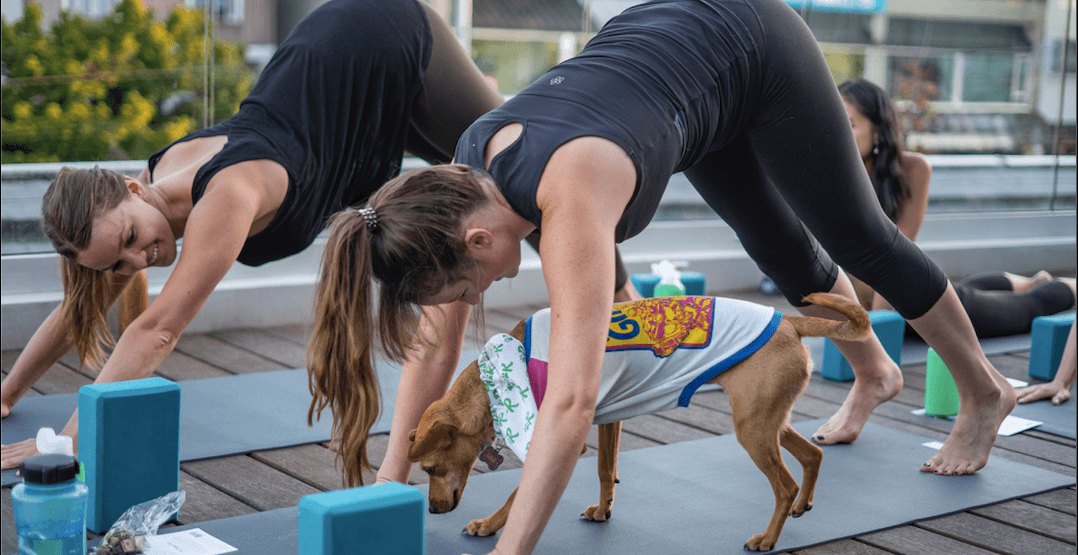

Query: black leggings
left=685, top=0, right=946, bottom=319
left=951, top=273, right=1075, bottom=338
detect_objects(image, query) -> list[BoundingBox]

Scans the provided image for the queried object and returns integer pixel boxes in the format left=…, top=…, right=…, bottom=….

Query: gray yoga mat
left=143, top=418, right=1074, bottom=554
left=802, top=333, right=1033, bottom=370
left=1010, top=383, right=1077, bottom=439
left=2, top=352, right=477, bottom=487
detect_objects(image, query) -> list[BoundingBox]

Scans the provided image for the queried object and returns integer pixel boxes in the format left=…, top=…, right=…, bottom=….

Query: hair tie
left=359, top=206, right=378, bottom=232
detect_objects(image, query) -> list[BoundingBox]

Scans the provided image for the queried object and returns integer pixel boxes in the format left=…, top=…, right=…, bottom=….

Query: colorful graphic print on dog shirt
left=524, top=296, right=782, bottom=425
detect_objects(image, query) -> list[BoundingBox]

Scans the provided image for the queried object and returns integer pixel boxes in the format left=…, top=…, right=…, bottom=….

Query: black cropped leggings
left=950, top=273, right=1075, bottom=338
left=685, top=0, right=946, bottom=318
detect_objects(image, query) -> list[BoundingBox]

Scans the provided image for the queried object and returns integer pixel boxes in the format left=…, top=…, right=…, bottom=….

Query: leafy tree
left=1, top=0, right=254, bottom=163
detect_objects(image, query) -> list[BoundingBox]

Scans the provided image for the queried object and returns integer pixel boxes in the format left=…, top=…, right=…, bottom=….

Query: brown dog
left=407, top=293, right=870, bottom=551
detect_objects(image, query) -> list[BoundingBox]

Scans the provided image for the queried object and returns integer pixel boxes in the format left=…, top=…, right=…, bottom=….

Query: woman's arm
left=492, top=137, right=635, bottom=555
left=870, top=152, right=931, bottom=311
left=1017, top=320, right=1076, bottom=405
left=2, top=164, right=277, bottom=468
left=376, top=300, right=472, bottom=484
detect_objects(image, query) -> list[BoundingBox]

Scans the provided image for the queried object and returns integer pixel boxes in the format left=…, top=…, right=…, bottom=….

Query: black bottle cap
left=19, top=454, right=80, bottom=485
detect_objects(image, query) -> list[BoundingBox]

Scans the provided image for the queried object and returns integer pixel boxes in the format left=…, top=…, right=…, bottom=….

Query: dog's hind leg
left=582, top=421, right=621, bottom=522
left=779, top=422, right=822, bottom=517
left=730, top=399, right=799, bottom=551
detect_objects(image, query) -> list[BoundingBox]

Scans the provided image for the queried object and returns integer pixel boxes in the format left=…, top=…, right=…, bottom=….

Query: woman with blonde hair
left=311, top=0, right=1017, bottom=552
left=1, top=0, right=508, bottom=469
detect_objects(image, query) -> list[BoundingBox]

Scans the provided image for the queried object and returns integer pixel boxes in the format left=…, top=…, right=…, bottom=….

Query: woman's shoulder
left=901, top=151, right=932, bottom=191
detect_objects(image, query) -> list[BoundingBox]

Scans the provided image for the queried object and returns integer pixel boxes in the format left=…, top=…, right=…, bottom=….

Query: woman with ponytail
left=1, top=0, right=506, bottom=470
left=315, top=3, right=1024, bottom=551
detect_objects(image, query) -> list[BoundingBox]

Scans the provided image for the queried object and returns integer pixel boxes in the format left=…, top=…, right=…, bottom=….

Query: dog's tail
left=785, top=292, right=872, bottom=342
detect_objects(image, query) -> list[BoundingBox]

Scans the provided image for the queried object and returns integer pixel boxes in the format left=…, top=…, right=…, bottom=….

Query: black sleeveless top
left=454, top=0, right=763, bottom=242
left=147, top=0, right=432, bottom=266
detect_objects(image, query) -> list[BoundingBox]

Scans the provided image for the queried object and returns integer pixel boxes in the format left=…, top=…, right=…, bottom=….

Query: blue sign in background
left=784, top=0, right=888, bottom=13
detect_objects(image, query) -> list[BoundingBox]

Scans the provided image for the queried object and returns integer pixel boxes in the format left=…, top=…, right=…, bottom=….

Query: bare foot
left=921, top=375, right=1016, bottom=475
left=1, top=401, right=9, bottom=419
left=1006, top=270, right=1053, bottom=294
left=813, top=360, right=903, bottom=444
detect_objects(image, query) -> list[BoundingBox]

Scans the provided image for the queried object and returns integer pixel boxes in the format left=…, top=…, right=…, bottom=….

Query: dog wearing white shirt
left=407, top=293, right=870, bottom=551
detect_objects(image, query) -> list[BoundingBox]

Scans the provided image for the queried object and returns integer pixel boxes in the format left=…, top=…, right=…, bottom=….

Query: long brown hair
left=839, top=78, right=909, bottom=222
left=307, top=164, right=491, bottom=486
left=41, top=166, right=132, bottom=369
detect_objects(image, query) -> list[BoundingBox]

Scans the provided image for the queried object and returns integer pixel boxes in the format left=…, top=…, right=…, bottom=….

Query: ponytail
left=307, top=164, right=491, bottom=487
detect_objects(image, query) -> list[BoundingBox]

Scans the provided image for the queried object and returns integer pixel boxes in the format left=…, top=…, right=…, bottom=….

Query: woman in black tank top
left=1, top=0, right=517, bottom=475
left=310, top=0, right=1018, bottom=551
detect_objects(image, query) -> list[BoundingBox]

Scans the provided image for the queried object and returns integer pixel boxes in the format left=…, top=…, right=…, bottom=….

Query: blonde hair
left=41, top=167, right=132, bottom=368
left=307, top=164, right=491, bottom=486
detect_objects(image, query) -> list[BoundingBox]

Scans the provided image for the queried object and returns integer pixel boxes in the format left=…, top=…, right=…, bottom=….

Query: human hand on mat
left=1, top=437, right=41, bottom=470
left=1016, top=382, right=1072, bottom=406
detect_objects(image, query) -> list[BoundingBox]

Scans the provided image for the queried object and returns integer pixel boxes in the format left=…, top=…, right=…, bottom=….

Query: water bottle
left=12, top=453, right=89, bottom=555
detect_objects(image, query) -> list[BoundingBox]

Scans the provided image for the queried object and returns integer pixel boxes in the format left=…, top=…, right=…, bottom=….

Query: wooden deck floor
left=2, top=289, right=1075, bottom=554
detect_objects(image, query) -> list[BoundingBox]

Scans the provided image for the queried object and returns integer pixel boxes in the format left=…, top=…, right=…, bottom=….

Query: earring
left=872, top=144, right=879, bottom=155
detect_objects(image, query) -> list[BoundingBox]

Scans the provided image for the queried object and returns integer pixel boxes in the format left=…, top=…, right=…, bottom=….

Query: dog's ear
left=407, top=420, right=456, bottom=462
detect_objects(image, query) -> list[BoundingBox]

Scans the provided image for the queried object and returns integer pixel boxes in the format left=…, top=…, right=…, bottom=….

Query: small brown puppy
left=408, top=293, right=870, bottom=551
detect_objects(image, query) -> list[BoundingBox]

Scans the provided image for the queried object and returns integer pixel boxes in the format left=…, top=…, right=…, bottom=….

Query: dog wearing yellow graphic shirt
left=407, top=293, right=870, bottom=551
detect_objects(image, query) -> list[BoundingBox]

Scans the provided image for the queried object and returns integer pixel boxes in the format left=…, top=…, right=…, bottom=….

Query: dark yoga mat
left=144, top=418, right=1074, bottom=554
left=1010, top=383, right=1078, bottom=439
left=2, top=351, right=477, bottom=487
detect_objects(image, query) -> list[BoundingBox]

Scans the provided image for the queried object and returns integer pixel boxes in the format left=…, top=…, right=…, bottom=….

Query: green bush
left=1, top=0, right=254, bottom=163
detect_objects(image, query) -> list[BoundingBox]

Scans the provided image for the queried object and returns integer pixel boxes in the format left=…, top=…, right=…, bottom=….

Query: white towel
left=479, top=334, right=538, bottom=462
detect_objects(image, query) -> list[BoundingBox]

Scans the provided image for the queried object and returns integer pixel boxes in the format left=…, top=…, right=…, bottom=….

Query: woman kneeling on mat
left=310, top=0, right=1016, bottom=553
left=810, top=79, right=1077, bottom=443
left=0, top=0, right=507, bottom=470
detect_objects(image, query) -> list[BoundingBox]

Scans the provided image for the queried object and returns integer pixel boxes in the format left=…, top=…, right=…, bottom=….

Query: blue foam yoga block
left=299, top=482, right=425, bottom=555
left=631, top=271, right=707, bottom=298
left=1029, top=313, right=1076, bottom=381
left=79, top=377, right=181, bottom=533
left=820, top=310, right=905, bottom=382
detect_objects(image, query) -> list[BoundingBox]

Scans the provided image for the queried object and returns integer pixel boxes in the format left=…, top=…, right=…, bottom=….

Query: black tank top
left=147, top=0, right=431, bottom=266
left=454, top=0, right=763, bottom=242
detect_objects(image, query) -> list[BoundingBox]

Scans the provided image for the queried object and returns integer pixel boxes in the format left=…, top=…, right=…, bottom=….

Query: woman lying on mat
left=0, top=0, right=511, bottom=470
left=1017, top=320, right=1076, bottom=406
left=311, top=0, right=1017, bottom=552
left=810, top=78, right=1077, bottom=444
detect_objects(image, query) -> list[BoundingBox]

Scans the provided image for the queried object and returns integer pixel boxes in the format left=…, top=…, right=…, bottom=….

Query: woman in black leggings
left=313, top=0, right=1016, bottom=551
left=836, top=78, right=1075, bottom=339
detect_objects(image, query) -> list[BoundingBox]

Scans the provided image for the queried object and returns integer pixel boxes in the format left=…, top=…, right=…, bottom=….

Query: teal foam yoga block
left=299, top=482, right=425, bottom=555
left=631, top=271, right=706, bottom=297
left=1029, top=313, right=1076, bottom=381
left=820, top=310, right=905, bottom=382
left=79, top=377, right=181, bottom=533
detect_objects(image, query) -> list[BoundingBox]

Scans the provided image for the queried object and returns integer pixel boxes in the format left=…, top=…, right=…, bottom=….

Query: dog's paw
left=743, top=533, right=777, bottom=552
left=580, top=501, right=613, bottom=522
left=462, top=518, right=503, bottom=537
left=790, top=502, right=813, bottom=517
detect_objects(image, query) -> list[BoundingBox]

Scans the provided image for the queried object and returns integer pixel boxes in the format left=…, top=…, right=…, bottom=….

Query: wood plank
left=793, top=539, right=894, bottom=554
left=652, top=403, right=735, bottom=436
left=587, top=424, right=662, bottom=452
left=970, top=499, right=1077, bottom=544
left=915, top=512, right=1074, bottom=555
left=150, top=350, right=232, bottom=381
left=2, top=350, right=23, bottom=373
left=250, top=445, right=345, bottom=492
left=261, top=324, right=310, bottom=348
left=212, top=328, right=310, bottom=370
left=619, top=414, right=714, bottom=444
left=179, top=455, right=321, bottom=511
left=859, top=524, right=1000, bottom=555
left=176, top=470, right=258, bottom=524
left=173, top=335, right=289, bottom=375
left=1023, top=487, right=1077, bottom=516
left=28, top=362, right=92, bottom=395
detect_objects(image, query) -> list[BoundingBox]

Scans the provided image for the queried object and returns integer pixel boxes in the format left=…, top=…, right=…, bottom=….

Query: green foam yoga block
left=79, top=377, right=181, bottom=533
left=631, top=272, right=706, bottom=297
left=820, top=310, right=905, bottom=382
left=299, top=482, right=425, bottom=555
left=924, top=348, right=960, bottom=417
left=1029, top=313, right=1075, bottom=381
